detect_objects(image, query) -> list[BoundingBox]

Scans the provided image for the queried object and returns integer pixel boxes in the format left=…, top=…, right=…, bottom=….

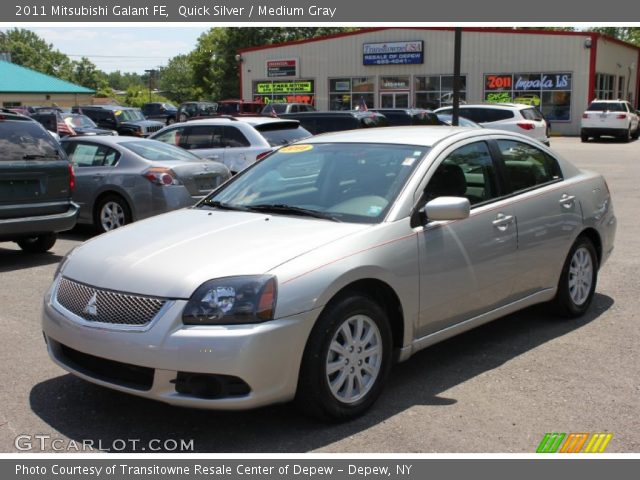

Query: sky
left=23, top=27, right=211, bottom=73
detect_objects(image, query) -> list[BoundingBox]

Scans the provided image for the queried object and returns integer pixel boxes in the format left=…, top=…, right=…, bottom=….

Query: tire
left=16, top=233, right=57, bottom=253
left=632, top=127, right=639, bottom=140
left=621, top=128, right=632, bottom=142
left=580, top=130, right=588, bottom=143
left=178, top=113, right=188, bottom=123
left=550, top=236, right=599, bottom=318
left=296, top=293, right=393, bottom=421
left=167, top=117, right=176, bottom=125
left=94, top=194, right=132, bottom=234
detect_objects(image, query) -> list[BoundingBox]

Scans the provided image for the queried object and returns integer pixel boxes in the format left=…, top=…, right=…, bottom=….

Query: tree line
left=1, top=27, right=639, bottom=107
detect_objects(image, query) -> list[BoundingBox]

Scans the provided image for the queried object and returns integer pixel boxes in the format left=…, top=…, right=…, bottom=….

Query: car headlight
left=53, top=247, right=76, bottom=279
left=182, top=275, right=277, bottom=325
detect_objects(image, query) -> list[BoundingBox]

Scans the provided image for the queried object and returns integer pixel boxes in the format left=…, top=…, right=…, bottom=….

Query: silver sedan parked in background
left=44, top=127, right=615, bottom=420
left=61, top=136, right=231, bottom=233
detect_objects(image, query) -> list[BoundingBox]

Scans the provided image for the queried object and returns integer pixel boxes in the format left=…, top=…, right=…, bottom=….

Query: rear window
left=587, top=102, right=626, bottom=112
left=521, top=108, right=544, bottom=121
left=0, top=120, right=61, bottom=161
left=467, top=108, right=515, bottom=123
left=121, top=141, right=201, bottom=162
left=255, top=124, right=311, bottom=146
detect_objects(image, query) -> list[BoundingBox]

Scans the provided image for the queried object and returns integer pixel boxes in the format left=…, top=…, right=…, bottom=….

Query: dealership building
left=238, top=28, right=640, bottom=135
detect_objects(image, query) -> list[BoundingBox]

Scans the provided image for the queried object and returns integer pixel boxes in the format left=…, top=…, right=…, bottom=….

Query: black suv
left=0, top=110, right=79, bottom=252
left=370, top=108, right=440, bottom=126
left=72, top=105, right=164, bottom=137
left=141, top=102, right=178, bottom=125
left=279, top=111, right=389, bottom=135
left=176, top=101, right=218, bottom=123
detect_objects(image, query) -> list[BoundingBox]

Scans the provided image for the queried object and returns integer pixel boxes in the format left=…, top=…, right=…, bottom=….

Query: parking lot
left=0, top=136, right=638, bottom=453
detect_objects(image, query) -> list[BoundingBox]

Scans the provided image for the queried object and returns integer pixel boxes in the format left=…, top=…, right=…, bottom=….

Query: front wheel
left=296, top=294, right=392, bottom=420
left=550, top=236, right=598, bottom=318
left=17, top=233, right=57, bottom=253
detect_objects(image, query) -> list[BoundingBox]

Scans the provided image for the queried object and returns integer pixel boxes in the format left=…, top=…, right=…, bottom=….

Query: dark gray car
left=60, top=136, right=231, bottom=233
left=0, top=109, right=78, bottom=252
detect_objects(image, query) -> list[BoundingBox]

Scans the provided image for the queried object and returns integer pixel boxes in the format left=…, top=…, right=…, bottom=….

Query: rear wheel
left=94, top=195, right=132, bottom=234
left=580, top=130, right=589, bottom=142
left=550, top=236, right=598, bottom=318
left=16, top=233, right=57, bottom=253
left=178, top=113, right=188, bottom=123
left=296, top=294, right=392, bottom=420
left=632, top=127, right=639, bottom=139
left=621, top=127, right=632, bottom=142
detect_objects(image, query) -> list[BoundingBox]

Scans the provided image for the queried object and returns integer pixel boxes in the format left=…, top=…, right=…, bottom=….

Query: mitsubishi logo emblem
left=83, top=293, right=98, bottom=316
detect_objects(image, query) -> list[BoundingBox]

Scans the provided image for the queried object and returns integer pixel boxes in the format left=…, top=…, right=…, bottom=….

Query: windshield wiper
left=199, top=199, right=251, bottom=211
left=247, top=204, right=340, bottom=222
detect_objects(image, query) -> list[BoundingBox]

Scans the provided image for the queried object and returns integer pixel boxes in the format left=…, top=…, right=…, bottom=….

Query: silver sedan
left=44, top=127, right=616, bottom=419
left=60, top=136, right=231, bottom=233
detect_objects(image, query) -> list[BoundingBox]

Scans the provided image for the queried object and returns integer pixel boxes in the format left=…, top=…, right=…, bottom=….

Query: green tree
left=71, top=56, right=105, bottom=90
left=0, top=28, right=74, bottom=79
left=587, top=27, right=640, bottom=45
left=158, top=54, right=201, bottom=103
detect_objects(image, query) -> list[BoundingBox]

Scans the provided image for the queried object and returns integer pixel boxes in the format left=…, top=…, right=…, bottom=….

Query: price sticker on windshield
left=280, top=144, right=313, bottom=153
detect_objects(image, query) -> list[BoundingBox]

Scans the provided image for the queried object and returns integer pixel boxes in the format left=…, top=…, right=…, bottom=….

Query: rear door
left=62, top=141, right=121, bottom=223
left=0, top=118, right=71, bottom=220
left=493, top=138, right=581, bottom=295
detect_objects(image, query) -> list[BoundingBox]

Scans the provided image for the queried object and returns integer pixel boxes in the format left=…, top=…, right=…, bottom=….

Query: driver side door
left=416, top=140, right=519, bottom=337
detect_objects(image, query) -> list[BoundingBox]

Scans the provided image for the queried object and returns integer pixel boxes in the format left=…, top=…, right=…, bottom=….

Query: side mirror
left=424, top=196, right=470, bottom=221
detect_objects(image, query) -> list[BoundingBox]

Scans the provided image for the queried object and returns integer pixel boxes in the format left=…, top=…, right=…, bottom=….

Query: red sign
left=485, top=74, right=513, bottom=90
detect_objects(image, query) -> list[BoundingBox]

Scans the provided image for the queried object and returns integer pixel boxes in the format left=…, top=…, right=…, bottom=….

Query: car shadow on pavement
left=29, top=293, right=613, bottom=453
left=0, top=248, right=62, bottom=273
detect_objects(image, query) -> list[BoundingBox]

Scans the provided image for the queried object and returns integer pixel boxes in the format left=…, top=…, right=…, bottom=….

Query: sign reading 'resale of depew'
left=363, top=41, right=424, bottom=65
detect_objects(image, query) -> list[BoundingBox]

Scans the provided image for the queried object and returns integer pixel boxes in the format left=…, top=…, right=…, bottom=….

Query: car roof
left=438, top=103, right=533, bottom=110
left=281, top=111, right=385, bottom=118
left=589, top=99, right=628, bottom=103
left=76, top=105, right=134, bottom=111
left=186, top=116, right=299, bottom=127
left=300, top=126, right=477, bottom=146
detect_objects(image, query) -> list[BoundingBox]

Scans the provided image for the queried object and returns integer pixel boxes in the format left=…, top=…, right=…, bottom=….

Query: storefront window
left=414, top=75, right=467, bottom=109
left=618, top=76, right=625, bottom=100
left=253, top=79, right=315, bottom=106
left=484, top=72, right=572, bottom=121
left=329, top=77, right=374, bottom=110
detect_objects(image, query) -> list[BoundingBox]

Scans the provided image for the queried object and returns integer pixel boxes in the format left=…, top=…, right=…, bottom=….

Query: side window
left=458, top=108, right=481, bottom=123
left=425, top=141, right=498, bottom=206
left=183, top=125, right=216, bottom=149
left=153, top=127, right=183, bottom=147
left=497, top=140, right=563, bottom=192
left=67, top=143, right=120, bottom=167
left=220, top=126, right=250, bottom=147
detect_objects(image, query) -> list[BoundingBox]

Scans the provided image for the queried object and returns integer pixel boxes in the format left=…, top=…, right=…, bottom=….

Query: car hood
left=75, top=127, right=115, bottom=135
left=62, top=209, right=369, bottom=299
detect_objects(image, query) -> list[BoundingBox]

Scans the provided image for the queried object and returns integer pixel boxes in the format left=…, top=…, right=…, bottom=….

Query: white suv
left=150, top=116, right=311, bottom=173
left=435, top=103, right=549, bottom=145
left=580, top=100, right=639, bottom=142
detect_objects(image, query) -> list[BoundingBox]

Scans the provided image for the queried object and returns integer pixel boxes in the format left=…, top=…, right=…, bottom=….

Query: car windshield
left=115, top=109, right=144, bottom=122
left=200, top=143, right=428, bottom=224
left=121, top=140, right=202, bottom=162
left=255, top=123, right=312, bottom=146
left=65, top=115, right=97, bottom=129
left=588, top=102, right=626, bottom=112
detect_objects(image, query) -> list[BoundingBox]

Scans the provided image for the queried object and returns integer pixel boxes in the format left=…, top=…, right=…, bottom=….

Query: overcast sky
left=22, top=27, right=210, bottom=73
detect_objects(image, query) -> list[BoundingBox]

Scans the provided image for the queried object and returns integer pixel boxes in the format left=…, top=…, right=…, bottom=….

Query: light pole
left=144, top=69, right=157, bottom=102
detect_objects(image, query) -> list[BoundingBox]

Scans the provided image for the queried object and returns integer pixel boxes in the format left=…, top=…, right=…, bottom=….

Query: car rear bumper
left=581, top=127, right=628, bottom=137
left=0, top=203, right=79, bottom=241
left=42, top=279, right=319, bottom=410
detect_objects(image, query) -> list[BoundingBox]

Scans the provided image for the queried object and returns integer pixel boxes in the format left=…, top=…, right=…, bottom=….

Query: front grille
left=58, top=342, right=154, bottom=391
left=56, top=277, right=166, bottom=327
left=146, top=125, right=162, bottom=133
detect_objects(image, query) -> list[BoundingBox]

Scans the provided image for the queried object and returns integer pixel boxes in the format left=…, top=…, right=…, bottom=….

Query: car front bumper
left=42, top=279, right=320, bottom=410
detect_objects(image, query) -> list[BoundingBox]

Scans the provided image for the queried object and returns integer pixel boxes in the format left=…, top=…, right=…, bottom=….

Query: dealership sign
left=485, top=73, right=572, bottom=91
left=363, top=41, right=424, bottom=65
left=266, top=58, right=298, bottom=77
left=256, top=81, right=313, bottom=94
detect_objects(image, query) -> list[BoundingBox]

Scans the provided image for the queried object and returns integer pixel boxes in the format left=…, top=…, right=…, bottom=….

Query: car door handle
left=207, top=155, right=220, bottom=160
left=559, top=194, right=575, bottom=208
left=492, top=213, right=514, bottom=231
left=92, top=173, right=104, bottom=180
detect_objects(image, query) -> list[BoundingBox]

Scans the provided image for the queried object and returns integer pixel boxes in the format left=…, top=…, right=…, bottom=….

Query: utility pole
left=144, top=69, right=157, bottom=102
left=452, top=28, right=462, bottom=126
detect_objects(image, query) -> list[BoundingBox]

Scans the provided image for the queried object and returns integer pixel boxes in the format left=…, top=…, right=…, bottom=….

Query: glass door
left=380, top=92, right=410, bottom=108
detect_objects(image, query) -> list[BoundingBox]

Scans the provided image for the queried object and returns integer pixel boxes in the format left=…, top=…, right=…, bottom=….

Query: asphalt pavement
left=0, top=136, right=638, bottom=453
